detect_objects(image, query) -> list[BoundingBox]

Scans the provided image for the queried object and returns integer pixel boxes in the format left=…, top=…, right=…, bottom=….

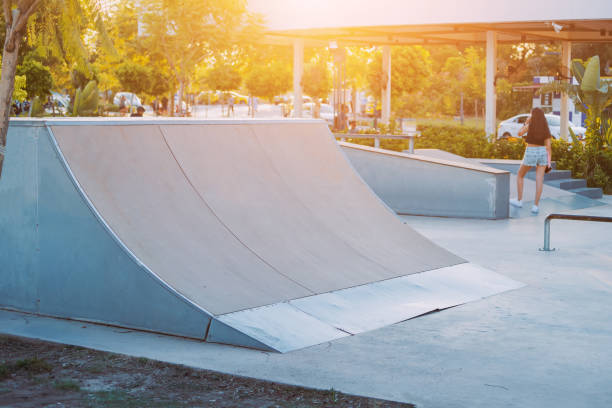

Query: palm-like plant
left=541, top=56, right=612, bottom=147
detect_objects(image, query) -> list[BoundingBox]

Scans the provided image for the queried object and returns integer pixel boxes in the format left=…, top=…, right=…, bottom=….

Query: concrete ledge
left=340, top=142, right=510, bottom=219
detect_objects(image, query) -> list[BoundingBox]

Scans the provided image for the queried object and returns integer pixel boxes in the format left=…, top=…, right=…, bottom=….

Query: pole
left=293, top=38, right=304, bottom=118
left=485, top=31, right=497, bottom=137
left=560, top=41, right=571, bottom=140
left=460, top=92, right=464, bottom=125
left=381, top=45, right=391, bottom=124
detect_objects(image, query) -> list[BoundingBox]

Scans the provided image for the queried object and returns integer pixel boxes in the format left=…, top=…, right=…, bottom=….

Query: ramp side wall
left=341, top=145, right=510, bottom=219
left=0, top=124, right=210, bottom=338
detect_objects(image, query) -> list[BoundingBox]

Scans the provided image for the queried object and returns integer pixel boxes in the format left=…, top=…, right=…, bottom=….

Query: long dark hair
left=527, top=107, right=552, bottom=143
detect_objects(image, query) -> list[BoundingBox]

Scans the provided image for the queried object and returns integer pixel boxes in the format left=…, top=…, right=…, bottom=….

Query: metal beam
left=560, top=41, right=571, bottom=140
left=381, top=45, right=391, bottom=124
left=485, top=31, right=497, bottom=137
left=293, top=38, right=304, bottom=118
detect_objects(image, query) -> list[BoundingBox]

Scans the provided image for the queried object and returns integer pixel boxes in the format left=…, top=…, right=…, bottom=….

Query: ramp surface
left=1, top=119, right=522, bottom=352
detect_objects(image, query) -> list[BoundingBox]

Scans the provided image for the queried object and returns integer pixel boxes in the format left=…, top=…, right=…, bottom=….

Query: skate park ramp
left=0, top=119, right=522, bottom=352
left=383, top=148, right=604, bottom=219
left=340, top=143, right=510, bottom=219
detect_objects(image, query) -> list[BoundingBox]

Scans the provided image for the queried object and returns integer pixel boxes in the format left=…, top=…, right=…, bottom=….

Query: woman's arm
left=518, top=117, right=530, bottom=137
left=545, top=137, right=552, bottom=166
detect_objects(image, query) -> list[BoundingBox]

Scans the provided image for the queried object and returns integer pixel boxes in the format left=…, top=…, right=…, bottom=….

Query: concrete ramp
left=341, top=143, right=510, bottom=219
left=0, top=119, right=522, bottom=352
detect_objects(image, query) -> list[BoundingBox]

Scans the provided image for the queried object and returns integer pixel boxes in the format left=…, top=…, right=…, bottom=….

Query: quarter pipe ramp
left=0, top=119, right=522, bottom=352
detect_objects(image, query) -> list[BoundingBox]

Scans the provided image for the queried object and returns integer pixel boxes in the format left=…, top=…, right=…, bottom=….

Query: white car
left=301, top=102, right=334, bottom=125
left=113, top=92, right=142, bottom=108
left=497, top=113, right=586, bottom=140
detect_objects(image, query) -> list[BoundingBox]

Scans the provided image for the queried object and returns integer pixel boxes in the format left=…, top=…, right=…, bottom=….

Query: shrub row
left=344, top=123, right=612, bottom=194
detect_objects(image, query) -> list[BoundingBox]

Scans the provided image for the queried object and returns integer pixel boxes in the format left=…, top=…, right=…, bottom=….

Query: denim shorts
left=522, top=146, right=548, bottom=166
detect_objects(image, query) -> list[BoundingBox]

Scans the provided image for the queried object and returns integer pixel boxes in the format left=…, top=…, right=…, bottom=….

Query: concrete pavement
left=2, top=196, right=611, bottom=407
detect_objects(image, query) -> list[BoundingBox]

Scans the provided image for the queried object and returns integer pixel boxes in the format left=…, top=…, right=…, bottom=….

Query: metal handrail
left=540, top=213, right=612, bottom=251
left=334, top=132, right=421, bottom=152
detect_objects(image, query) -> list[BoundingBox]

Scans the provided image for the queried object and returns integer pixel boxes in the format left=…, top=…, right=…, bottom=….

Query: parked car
left=497, top=113, right=586, bottom=140
left=197, top=91, right=220, bottom=105
left=113, top=92, right=142, bottom=108
left=365, top=96, right=381, bottom=117
left=227, top=91, right=248, bottom=105
left=302, top=102, right=334, bottom=125
left=44, top=92, right=70, bottom=115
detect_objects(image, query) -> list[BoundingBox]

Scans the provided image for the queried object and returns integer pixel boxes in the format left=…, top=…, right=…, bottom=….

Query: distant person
left=130, top=106, right=145, bottom=117
left=336, top=103, right=349, bottom=131
left=118, top=95, right=128, bottom=116
left=152, top=99, right=160, bottom=116
left=509, top=107, right=552, bottom=214
left=349, top=120, right=358, bottom=133
left=313, top=100, right=321, bottom=119
left=228, top=95, right=234, bottom=116
left=161, top=96, right=168, bottom=116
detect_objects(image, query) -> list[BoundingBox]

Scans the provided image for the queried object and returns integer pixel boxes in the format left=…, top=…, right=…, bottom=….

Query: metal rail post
left=540, top=213, right=612, bottom=251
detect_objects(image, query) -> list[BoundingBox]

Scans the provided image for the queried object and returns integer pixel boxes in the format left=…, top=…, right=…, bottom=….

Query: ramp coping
left=339, top=141, right=508, bottom=175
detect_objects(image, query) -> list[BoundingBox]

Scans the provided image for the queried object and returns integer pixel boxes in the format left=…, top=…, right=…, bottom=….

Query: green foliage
left=0, top=363, right=8, bottom=379
left=12, top=75, right=27, bottom=102
left=115, top=61, right=152, bottom=95
left=205, top=63, right=241, bottom=91
left=54, top=379, right=80, bottom=391
left=17, top=58, right=53, bottom=98
left=496, top=79, right=533, bottom=119
left=72, top=80, right=99, bottom=116
left=367, top=46, right=433, bottom=115
left=302, top=61, right=331, bottom=100
left=13, top=357, right=53, bottom=374
left=245, top=62, right=292, bottom=100
left=30, top=96, right=45, bottom=117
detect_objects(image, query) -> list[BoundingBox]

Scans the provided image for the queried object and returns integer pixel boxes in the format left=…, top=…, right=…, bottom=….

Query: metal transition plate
left=218, top=263, right=524, bottom=352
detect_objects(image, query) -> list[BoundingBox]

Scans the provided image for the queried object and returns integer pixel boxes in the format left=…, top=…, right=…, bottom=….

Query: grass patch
left=54, top=378, right=80, bottom=391
left=0, top=363, right=8, bottom=380
left=14, top=357, right=53, bottom=374
left=87, top=390, right=184, bottom=408
left=0, top=357, right=53, bottom=379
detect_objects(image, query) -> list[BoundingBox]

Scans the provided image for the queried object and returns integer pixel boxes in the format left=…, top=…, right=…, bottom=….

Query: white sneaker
left=531, top=205, right=539, bottom=214
left=509, top=198, right=523, bottom=208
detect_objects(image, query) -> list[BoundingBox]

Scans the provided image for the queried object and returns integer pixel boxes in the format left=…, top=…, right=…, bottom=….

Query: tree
left=205, top=62, right=241, bottom=92
left=245, top=61, right=291, bottom=101
left=141, top=0, right=255, bottom=116
left=367, top=46, right=433, bottom=115
left=16, top=56, right=52, bottom=98
left=302, top=61, right=331, bottom=101
left=115, top=61, right=152, bottom=108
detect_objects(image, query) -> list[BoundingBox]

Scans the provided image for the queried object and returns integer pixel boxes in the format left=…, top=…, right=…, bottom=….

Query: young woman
left=509, top=107, right=552, bottom=214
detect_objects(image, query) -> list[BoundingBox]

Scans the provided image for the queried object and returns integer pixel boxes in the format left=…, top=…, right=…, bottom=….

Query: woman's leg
left=534, top=165, right=546, bottom=205
left=517, top=165, right=532, bottom=201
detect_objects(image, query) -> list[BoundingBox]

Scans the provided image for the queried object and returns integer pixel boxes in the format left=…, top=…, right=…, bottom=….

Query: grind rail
left=540, top=213, right=612, bottom=251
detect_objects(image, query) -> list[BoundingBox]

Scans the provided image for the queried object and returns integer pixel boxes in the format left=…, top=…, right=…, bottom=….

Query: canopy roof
left=248, top=0, right=612, bottom=46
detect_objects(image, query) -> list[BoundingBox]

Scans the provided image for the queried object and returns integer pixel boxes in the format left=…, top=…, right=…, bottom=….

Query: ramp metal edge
left=339, top=141, right=509, bottom=175
left=217, top=263, right=524, bottom=353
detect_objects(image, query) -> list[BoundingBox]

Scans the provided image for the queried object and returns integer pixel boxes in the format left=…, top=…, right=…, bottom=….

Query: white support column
left=560, top=41, right=571, bottom=140
left=485, top=31, right=497, bottom=137
left=381, top=45, right=392, bottom=124
left=293, top=38, right=304, bottom=118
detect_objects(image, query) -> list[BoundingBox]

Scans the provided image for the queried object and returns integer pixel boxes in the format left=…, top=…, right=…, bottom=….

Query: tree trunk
left=177, top=80, right=184, bottom=116
left=0, top=37, right=21, bottom=179
left=169, top=88, right=175, bottom=117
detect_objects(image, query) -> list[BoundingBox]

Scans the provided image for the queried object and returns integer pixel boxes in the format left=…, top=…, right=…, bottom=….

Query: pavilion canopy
left=248, top=0, right=612, bottom=46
